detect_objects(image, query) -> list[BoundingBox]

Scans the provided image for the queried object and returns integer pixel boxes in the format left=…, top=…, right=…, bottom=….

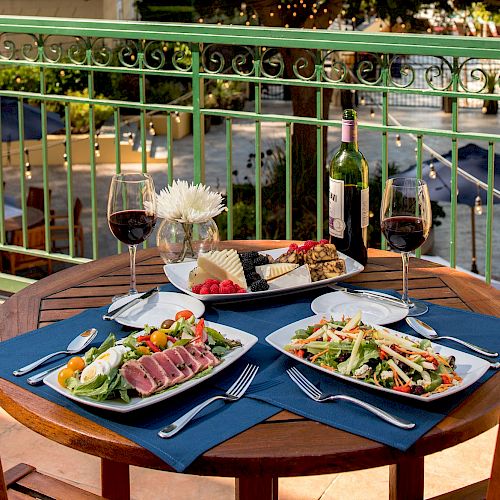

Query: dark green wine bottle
left=328, top=109, right=369, bottom=266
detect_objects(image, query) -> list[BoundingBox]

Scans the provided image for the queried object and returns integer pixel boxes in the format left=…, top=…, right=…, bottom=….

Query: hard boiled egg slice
left=80, top=360, right=111, bottom=384
left=94, top=346, right=126, bottom=370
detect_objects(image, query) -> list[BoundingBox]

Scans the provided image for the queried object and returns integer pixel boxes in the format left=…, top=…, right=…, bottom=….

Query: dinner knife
left=102, top=286, right=159, bottom=321
left=329, top=284, right=409, bottom=309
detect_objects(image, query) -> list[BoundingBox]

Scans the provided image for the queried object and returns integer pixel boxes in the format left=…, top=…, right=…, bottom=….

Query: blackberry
left=253, top=254, right=270, bottom=266
left=410, top=385, right=425, bottom=396
left=246, top=272, right=261, bottom=284
left=239, top=251, right=259, bottom=260
left=250, top=279, right=269, bottom=292
left=241, top=259, right=255, bottom=273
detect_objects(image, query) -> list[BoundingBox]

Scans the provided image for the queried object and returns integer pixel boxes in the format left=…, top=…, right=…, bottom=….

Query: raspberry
left=204, top=279, right=219, bottom=287
left=191, top=284, right=202, bottom=294
left=220, top=279, right=234, bottom=286
left=220, top=284, right=236, bottom=294
left=236, top=288, right=247, bottom=293
left=288, top=243, right=298, bottom=252
left=250, top=279, right=270, bottom=292
left=209, top=284, right=220, bottom=294
left=304, top=240, right=316, bottom=250
left=319, top=239, right=328, bottom=244
left=297, top=245, right=306, bottom=253
left=199, top=285, right=211, bottom=295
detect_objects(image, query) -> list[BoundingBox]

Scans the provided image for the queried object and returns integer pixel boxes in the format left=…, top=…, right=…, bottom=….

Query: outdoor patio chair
left=26, top=186, right=51, bottom=214
left=50, top=197, right=84, bottom=257
left=0, top=455, right=104, bottom=500
left=6, top=225, right=52, bottom=275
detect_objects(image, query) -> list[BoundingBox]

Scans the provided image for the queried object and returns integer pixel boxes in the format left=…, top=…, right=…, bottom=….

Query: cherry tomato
left=175, top=309, right=194, bottom=321
left=67, top=356, right=85, bottom=372
left=57, top=367, right=75, bottom=387
left=150, top=330, right=168, bottom=349
left=136, top=346, right=151, bottom=356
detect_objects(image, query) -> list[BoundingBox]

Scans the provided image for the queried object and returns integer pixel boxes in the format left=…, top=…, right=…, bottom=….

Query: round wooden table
left=0, top=241, right=499, bottom=500
left=4, top=206, right=44, bottom=232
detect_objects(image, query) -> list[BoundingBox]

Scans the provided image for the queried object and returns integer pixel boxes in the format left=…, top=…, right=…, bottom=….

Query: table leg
left=389, top=456, right=424, bottom=500
left=235, top=476, right=278, bottom=500
left=101, top=458, right=130, bottom=500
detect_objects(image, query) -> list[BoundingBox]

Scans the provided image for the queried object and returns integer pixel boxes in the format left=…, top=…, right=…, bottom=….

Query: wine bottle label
left=341, top=119, right=357, bottom=143
left=329, top=178, right=345, bottom=238
left=361, top=187, right=369, bottom=228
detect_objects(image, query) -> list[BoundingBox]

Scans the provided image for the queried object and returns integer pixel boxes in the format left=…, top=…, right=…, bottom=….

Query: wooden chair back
left=26, top=187, right=51, bottom=212
left=8, top=225, right=52, bottom=275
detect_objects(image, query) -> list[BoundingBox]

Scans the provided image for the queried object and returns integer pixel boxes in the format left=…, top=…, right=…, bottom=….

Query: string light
left=198, top=18, right=204, bottom=23
left=370, top=108, right=375, bottom=118
left=128, top=132, right=134, bottom=146
left=63, top=152, right=68, bottom=168
left=396, top=134, right=401, bottom=147
left=174, top=111, right=181, bottom=124
left=149, top=121, right=156, bottom=136
left=429, top=161, right=437, bottom=179
left=94, top=139, right=100, bottom=158
left=24, top=148, right=32, bottom=180
left=270, top=11, right=274, bottom=17
left=474, top=194, right=483, bottom=215
left=360, top=96, right=366, bottom=106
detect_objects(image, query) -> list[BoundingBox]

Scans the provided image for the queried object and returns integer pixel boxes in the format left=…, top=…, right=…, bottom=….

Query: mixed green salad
left=57, top=310, right=241, bottom=402
left=285, top=312, right=462, bottom=396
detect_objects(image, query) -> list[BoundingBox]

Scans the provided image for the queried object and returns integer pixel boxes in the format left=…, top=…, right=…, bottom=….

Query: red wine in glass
left=109, top=209, right=156, bottom=246
left=381, top=216, right=426, bottom=253
left=380, top=178, right=432, bottom=316
left=107, top=173, right=156, bottom=298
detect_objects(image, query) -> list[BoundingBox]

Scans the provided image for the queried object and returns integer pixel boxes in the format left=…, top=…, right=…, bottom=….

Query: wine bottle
left=328, top=109, right=369, bottom=266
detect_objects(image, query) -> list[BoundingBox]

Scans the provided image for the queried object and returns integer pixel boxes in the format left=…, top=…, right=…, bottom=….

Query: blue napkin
left=0, top=283, right=498, bottom=470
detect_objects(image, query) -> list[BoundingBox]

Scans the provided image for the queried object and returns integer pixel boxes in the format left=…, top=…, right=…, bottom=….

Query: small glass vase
left=157, top=218, right=219, bottom=264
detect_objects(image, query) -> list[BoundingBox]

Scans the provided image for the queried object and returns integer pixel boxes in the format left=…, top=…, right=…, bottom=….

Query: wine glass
left=380, top=177, right=432, bottom=316
left=107, top=173, right=157, bottom=298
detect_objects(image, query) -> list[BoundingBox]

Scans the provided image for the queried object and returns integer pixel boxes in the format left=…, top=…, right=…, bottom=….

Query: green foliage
left=206, top=80, right=246, bottom=111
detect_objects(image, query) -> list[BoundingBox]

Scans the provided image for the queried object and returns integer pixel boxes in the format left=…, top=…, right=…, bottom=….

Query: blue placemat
left=0, top=283, right=498, bottom=471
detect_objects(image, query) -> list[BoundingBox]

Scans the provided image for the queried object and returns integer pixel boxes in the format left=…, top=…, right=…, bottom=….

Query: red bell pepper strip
left=393, top=383, right=411, bottom=393
left=137, top=335, right=151, bottom=342
left=195, top=318, right=205, bottom=342
left=440, top=373, right=453, bottom=385
left=296, top=349, right=305, bottom=358
left=145, top=340, right=160, bottom=353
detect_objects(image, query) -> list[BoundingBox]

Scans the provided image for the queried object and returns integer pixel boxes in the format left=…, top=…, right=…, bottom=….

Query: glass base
left=111, top=290, right=139, bottom=302
left=406, top=299, right=428, bottom=316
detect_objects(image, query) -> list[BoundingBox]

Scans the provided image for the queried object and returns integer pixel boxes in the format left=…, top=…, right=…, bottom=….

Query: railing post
left=191, top=43, right=205, bottom=184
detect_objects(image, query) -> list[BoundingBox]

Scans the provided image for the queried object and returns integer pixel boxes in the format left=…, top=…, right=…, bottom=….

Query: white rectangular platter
left=265, top=315, right=490, bottom=402
left=165, top=247, right=364, bottom=302
left=44, top=321, right=258, bottom=413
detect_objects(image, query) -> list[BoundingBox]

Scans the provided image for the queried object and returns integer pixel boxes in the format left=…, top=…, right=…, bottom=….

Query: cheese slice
left=267, top=265, right=311, bottom=289
left=197, top=249, right=247, bottom=289
left=188, top=266, right=215, bottom=288
left=256, top=263, right=299, bottom=281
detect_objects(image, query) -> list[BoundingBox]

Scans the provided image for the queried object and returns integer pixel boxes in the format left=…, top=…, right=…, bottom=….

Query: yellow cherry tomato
left=57, top=367, right=75, bottom=387
left=136, top=346, right=151, bottom=356
left=150, top=330, right=168, bottom=349
left=67, top=356, right=85, bottom=372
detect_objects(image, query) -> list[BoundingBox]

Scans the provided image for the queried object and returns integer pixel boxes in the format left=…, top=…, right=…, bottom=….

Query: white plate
left=164, top=247, right=364, bottom=302
left=107, top=292, right=205, bottom=328
left=265, top=314, right=490, bottom=402
left=311, top=292, right=408, bottom=326
left=44, top=321, right=257, bottom=413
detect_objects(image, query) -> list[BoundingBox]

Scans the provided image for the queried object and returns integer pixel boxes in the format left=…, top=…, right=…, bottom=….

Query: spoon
left=405, top=318, right=498, bottom=358
left=13, top=328, right=98, bottom=376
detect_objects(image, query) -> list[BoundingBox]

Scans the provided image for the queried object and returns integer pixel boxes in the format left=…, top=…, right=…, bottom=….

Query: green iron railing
left=0, top=16, right=498, bottom=291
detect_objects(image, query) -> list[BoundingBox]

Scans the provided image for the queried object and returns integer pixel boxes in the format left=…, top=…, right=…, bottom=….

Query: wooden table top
left=0, top=241, right=499, bottom=479
left=4, top=206, right=44, bottom=232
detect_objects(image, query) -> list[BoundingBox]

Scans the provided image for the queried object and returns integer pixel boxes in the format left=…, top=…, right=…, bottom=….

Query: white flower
left=155, top=180, right=226, bottom=223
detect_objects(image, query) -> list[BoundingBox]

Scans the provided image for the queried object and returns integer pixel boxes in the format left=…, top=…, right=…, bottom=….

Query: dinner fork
left=158, top=364, right=259, bottom=438
left=286, top=367, right=415, bottom=430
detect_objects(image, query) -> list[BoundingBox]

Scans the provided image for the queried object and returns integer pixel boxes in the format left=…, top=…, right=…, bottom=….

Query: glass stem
left=401, top=251, right=410, bottom=304
left=128, top=244, right=138, bottom=295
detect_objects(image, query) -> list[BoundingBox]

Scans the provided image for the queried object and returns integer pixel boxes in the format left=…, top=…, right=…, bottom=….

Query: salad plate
left=265, top=314, right=490, bottom=402
left=44, top=321, right=257, bottom=413
left=164, top=247, right=364, bottom=302
left=106, top=292, right=205, bottom=328
left=311, top=292, right=408, bottom=326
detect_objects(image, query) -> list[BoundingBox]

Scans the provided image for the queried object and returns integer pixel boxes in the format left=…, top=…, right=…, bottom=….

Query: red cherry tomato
left=175, top=309, right=194, bottom=321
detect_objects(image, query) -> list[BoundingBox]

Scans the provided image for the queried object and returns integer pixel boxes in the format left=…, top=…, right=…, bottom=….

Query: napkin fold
left=0, top=283, right=498, bottom=471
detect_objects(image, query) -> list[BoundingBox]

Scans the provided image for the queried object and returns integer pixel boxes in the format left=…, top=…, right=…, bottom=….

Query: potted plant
left=482, top=70, right=498, bottom=115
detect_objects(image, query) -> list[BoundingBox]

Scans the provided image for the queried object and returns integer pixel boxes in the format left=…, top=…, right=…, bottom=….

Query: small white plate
left=265, top=315, right=490, bottom=402
left=44, top=321, right=257, bottom=413
left=311, top=291, right=408, bottom=326
left=107, top=292, right=205, bottom=328
left=165, top=247, right=364, bottom=302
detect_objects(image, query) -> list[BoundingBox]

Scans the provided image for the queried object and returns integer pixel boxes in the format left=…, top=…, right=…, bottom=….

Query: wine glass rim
left=389, top=177, right=427, bottom=186
left=113, top=172, right=153, bottom=183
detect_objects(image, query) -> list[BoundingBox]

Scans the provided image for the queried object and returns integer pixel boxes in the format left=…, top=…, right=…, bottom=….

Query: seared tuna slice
left=192, top=343, right=221, bottom=367
left=152, top=351, right=185, bottom=385
left=161, top=349, right=195, bottom=381
left=174, top=346, right=203, bottom=374
left=185, top=344, right=211, bottom=370
left=139, top=355, right=170, bottom=391
left=120, top=360, right=157, bottom=397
